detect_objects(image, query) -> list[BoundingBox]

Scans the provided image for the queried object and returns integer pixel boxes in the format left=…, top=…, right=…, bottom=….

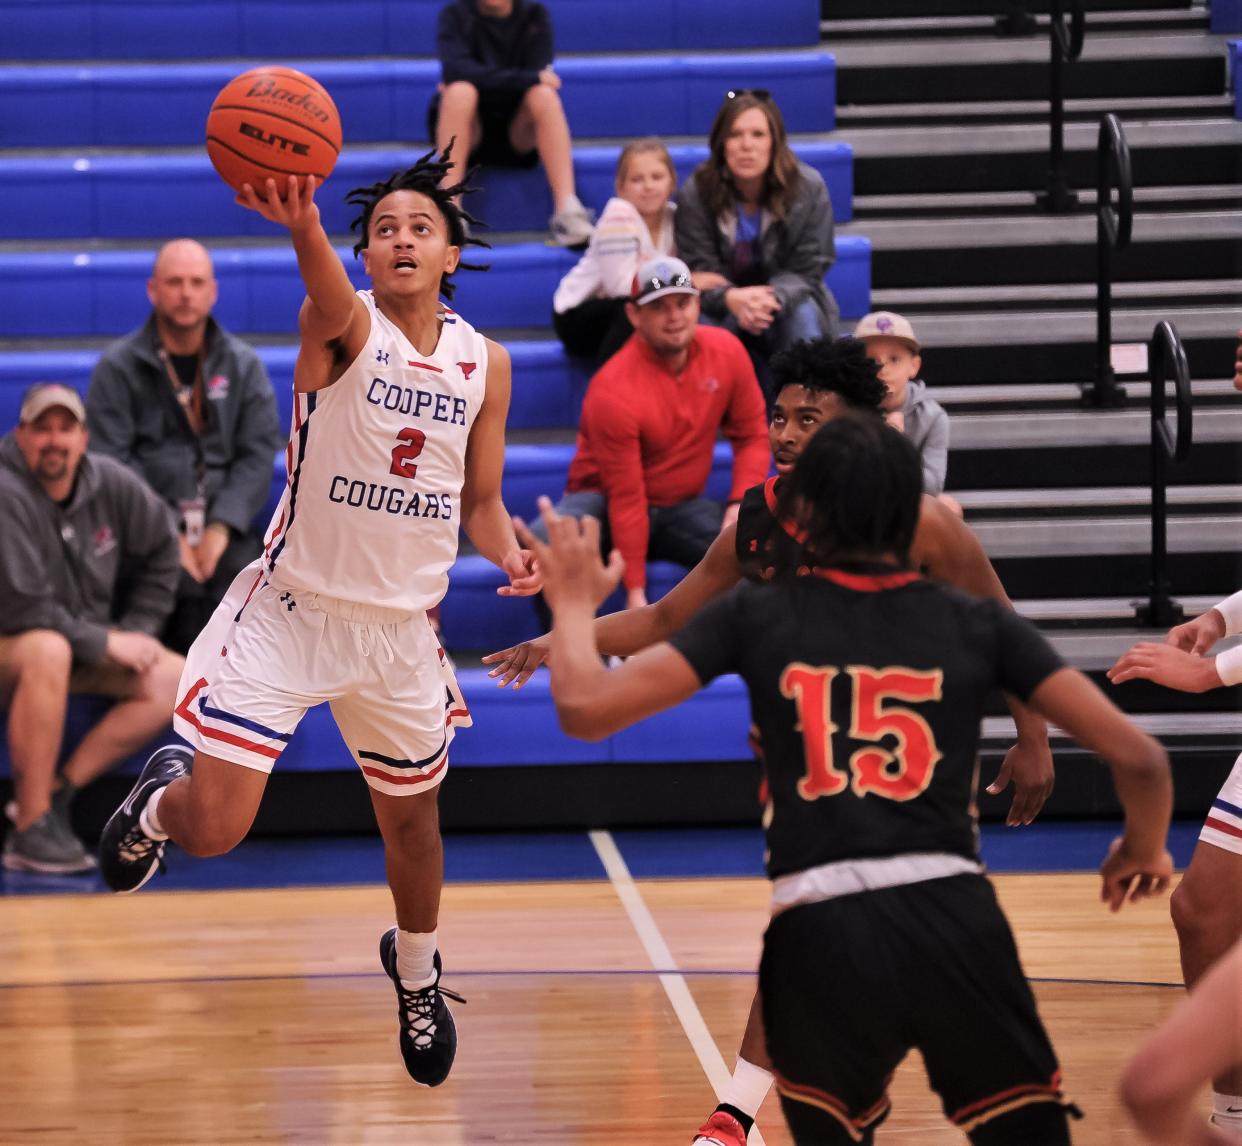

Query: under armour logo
left=457, top=361, right=477, bottom=379
left=279, top=592, right=296, bottom=611
left=376, top=348, right=390, bottom=365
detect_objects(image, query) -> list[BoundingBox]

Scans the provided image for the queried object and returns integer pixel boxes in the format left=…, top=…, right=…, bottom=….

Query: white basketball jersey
left=261, top=291, right=488, bottom=612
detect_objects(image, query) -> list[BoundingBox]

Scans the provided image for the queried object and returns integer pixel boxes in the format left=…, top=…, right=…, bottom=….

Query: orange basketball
left=205, top=66, right=342, bottom=197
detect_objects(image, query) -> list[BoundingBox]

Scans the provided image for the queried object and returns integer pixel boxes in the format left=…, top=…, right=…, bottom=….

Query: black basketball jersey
left=670, top=571, right=1064, bottom=879
left=735, top=476, right=802, bottom=583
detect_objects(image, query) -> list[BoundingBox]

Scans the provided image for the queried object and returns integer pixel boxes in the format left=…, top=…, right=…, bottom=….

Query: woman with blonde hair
left=675, top=90, right=838, bottom=401
left=552, top=137, right=677, bottom=363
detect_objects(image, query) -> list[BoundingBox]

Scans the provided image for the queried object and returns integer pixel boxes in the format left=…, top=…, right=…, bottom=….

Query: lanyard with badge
left=157, top=343, right=209, bottom=546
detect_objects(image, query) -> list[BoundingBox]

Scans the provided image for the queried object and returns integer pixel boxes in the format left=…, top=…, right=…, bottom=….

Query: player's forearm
left=290, top=221, right=356, bottom=331
left=550, top=600, right=614, bottom=740
left=1110, top=737, right=1174, bottom=860
left=463, top=496, right=521, bottom=569
left=1005, top=693, right=1050, bottom=742
left=593, top=602, right=669, bottom=657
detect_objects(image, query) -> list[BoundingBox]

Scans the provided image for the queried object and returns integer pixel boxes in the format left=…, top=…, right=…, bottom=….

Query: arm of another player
left=237, top=175, right=368, bottom=392
left=1024, top=667, right=1173, bottom=911
left=913, top=493, right=1054, bottom=824
left=517, top=498, right=702, bottom=739
left=1120, top=935, right=1241, bottom=1144
left=482, top=520, right=744, bottom=687
left=460, top=341, right=540, bottom=595
left=1108, top=593, right=1242, bottom=692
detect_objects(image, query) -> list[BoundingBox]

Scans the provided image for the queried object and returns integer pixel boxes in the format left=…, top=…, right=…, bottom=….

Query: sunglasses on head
left=725, top=88, right=772, bottom=102
left=640, top=270, right=692, bottom=294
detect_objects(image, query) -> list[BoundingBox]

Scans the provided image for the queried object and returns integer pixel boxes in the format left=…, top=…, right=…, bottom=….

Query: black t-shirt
left=670, top=571, right=1064, bottom=879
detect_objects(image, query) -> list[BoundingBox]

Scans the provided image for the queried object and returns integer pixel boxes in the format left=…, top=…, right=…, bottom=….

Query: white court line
left=590, top=829, right=767, bottom=1146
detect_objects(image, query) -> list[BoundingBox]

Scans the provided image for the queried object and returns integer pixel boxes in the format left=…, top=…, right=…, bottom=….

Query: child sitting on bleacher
left=552, top=138, right=677, bottom=364
left=855, top=310, right=961, bottom=515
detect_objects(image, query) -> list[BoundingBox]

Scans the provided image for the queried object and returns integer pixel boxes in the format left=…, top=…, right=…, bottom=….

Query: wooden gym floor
left=0, top=826, right=1195, bottom=1145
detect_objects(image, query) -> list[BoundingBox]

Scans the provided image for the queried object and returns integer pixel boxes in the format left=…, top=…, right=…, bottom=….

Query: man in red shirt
left=532, top=256, right=769, bottom=609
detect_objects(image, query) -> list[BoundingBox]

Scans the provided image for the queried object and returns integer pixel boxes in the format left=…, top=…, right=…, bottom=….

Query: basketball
left=205, top=66, right=342, bottom=197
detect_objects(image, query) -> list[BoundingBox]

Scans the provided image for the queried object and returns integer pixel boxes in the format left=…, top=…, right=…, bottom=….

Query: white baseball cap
left=853, top=311, right=920, bottom=352
left=19, top=383, right=86, bottom=425
left=632, top=256, right=699, bottom=306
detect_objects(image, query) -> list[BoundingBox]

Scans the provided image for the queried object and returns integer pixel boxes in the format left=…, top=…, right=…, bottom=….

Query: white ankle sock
left=1212, top=1094, right=1242, bottom=1136
left=720, top=1057, right=775, bottom=1119
left=139, top=786, right=169, bottom=841
left=395, top=928, right=437, bottom=988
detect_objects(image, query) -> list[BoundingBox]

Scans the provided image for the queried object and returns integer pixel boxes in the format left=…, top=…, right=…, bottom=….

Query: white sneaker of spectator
left=549, top=196, right=595, bottom=248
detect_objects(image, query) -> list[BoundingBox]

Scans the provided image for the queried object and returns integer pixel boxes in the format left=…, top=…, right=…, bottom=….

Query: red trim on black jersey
left=762, top=476, right=808, bottom=543
left=811, top=568, right=923, bottom=592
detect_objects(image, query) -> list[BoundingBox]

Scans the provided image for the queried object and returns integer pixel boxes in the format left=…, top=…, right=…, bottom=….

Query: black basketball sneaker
left=98, top=744, right=191, bottom=893
left=379, top=928, right=466, bottom=1087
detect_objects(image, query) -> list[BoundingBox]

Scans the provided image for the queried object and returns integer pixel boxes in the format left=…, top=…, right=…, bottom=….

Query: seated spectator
left=530, top=256, right=769, bottom=614
left=429, top=0, right=595, bottom=247
left=855, top=310, right=962, bottom=517
left=552, top=138, right=677, bottom=364
left=675, top=89, right=838, bottom=401
left=0, top=384, right=182, bottom=873
left=86, top=239, right=283, bottom=655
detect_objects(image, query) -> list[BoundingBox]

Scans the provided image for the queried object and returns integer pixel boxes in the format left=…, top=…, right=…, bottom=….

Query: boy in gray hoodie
left=855, top=311, right=956, bottom=510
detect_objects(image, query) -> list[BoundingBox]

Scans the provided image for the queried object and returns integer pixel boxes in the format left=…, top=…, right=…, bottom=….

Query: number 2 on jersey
left=780, top=663, right=944, bottom=802
left=389, top=427, right=426, bottom=479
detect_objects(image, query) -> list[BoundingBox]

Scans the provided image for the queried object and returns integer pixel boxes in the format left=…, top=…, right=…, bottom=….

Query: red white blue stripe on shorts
left=1204, top=796, right=1242, bottom=843
left=175, top=677, right=290, bottom=763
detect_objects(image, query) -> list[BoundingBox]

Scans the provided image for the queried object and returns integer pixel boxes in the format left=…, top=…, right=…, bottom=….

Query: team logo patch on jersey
left=457, top=361, right=477, bottom=379
left=699, top=375, right=720, bottom=393
left=206, top=374, right=230, bottom=400
left=376, top=348, right=390, bottom=365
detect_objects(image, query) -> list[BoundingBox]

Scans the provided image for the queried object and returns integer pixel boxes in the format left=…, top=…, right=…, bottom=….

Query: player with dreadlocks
left=98, top=146, right=541, bottom=1087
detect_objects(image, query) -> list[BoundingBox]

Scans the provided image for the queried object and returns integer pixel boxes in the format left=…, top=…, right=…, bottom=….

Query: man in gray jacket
left=87, top=239, right=284, bottom=653
left=0, top=384, right=183, bottom=873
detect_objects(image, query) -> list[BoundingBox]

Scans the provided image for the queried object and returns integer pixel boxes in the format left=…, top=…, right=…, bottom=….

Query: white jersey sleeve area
left=260, top=291, right=489, bottom=612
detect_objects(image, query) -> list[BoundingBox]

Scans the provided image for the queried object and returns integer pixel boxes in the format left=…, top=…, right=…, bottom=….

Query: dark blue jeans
left=528, top=490, right=724, bottom=625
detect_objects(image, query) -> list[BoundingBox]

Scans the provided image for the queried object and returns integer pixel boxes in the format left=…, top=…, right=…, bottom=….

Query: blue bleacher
left=0, top=235, right=870, bottom=337
left=0, top=52, right=834, bottom=149
left=0, top=0, right=819, bottom=59
left=0, top=141, right=854, bottom=239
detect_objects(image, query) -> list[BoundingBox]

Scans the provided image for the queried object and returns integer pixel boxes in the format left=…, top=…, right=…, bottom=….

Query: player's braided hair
left=776, top=412, right=922, bottom=568
left=346, top=141, right=489, bottom=299
left=769, top=336, right=887, bottom=412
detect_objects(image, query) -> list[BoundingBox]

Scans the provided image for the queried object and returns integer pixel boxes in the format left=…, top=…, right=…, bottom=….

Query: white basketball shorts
left=1200, top=751, right=1242, bottom=856
left=172, top=560, right=471, bottom=796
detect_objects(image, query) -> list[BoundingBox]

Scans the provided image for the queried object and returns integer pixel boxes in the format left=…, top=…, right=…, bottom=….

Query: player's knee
left=177, top=816, right=248, bottom=858
left=10, top=629, right=72, bottom=678
left=440, top=81, right=479, bottom=112
left=1170, top=870, right=1230, bottom=945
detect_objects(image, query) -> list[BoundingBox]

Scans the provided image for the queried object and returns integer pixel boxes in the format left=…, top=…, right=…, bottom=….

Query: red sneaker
left=692, top=1110, right=748, bottom=1146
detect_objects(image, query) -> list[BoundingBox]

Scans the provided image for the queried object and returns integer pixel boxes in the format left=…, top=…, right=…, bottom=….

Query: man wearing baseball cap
left=0, top=382, right=183, bottom=873
left=528, top=255, right=769, bottom=613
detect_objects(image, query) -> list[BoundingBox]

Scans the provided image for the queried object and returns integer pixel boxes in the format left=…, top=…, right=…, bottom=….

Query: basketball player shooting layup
left=524, top=414, right=1174, bottom=1145
left=97, top=147, right=541, bottom=1088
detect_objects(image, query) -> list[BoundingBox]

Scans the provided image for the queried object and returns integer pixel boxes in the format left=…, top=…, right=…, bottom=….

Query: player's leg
left=511, top=85, right=593, bottom=245
left=0, top=630, right=93, bottom=872
left=693, top=989, right=776, bottom=1146
left=433, top=81, right=482, bottom=192
left=910, top=876, right=1075, bottom=1144
left=332, top=612, right=469, bottom=1086
left=1171, top=780, right=1242, bottom=1133
left=759, top=901, right=904, bottom=1146
left=98, top=565, right=310, bottom=891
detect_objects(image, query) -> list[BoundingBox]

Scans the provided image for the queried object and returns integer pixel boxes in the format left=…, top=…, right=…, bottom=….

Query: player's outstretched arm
left=1109, top=592, right=1242, bottom=693
left=237, top=176, right=364, bottom=367
left=913, top=495, right=1054, bottom=823
left=462, top=341, right=540, bottom=596
left=1119, top=936, right=1241, bottom=1144
left=1025, top=667, right=1173, bottom=912
left=481, top=522, right=744, bottom=688
left=517, top=498, right=702, bottom=738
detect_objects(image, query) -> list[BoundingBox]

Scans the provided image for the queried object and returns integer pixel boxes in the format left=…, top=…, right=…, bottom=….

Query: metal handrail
left=1085, top=113, right=1132, bottom=407
left=1038, top=0, right=1085, bottom=212
left=1136, top=321, right=1193, bottom=627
